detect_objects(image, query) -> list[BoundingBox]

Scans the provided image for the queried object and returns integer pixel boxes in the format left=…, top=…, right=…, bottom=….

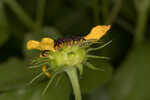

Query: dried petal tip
left=84, top=25, right=111, bottom=40
left=27, top=40, right=40, bottom=50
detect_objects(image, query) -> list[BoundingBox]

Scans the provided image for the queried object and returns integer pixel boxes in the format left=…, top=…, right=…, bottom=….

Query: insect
left=27, top=25, right=111, bottom=78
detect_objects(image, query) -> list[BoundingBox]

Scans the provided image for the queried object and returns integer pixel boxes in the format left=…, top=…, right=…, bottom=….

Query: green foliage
left=0, top=73, right=71, bottom=100
left=80, top=60, right=112, bottom=93
left=0, top=58, right=71, bottom=100
left=0, top=58, right=33, bottom=91
left=0, top=1, right=10, bottom=47
left=110, top=44, right=150, bottom=100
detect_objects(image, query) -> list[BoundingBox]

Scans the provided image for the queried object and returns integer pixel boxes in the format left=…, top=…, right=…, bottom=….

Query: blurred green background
left=0, top=0, right=150, bottom=100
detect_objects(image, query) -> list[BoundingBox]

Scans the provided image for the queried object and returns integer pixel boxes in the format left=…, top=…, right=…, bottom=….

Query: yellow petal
left=26, top=40, right=41, bottom=50
left=84, top=25, right=111, bottom=40
left=40, top=37, right=55, bottom=51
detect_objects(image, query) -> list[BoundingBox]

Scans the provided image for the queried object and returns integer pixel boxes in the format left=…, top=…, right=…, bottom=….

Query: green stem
left=135, top=9, right=148, bottom=44
left=101, top=0, right=109, bottom=24
left=106, top=0, right=121, bottom=24
left=4, top=0, right=37, bottom=31
left=36, top=0, right=46, bottom=29
left=66, top=67, right=81, bottom=100
left=92, top=0, right=100, bottom=24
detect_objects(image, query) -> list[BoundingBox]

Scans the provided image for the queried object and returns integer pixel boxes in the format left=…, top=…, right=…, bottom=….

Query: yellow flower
left=27, top=25, right=111, bottom=100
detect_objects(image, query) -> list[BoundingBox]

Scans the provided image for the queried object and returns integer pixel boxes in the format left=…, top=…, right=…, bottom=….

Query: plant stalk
left=36, top=0, right=46, bottom=29
left=101, top=0, right=109, bottom=23
left=4, top=0, right=37, bottom=31
left=92, top=0, right=100, bottom=24
left=135, top=9, right=149, bottom=44
left=66, top=67, right=81, bottom=100
left=106, top=0, right=121, bottom=24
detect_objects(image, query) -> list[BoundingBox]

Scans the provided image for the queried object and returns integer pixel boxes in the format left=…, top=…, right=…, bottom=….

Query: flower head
left=27, top=25, right=111, bottom=52
left=26, top=25, right=111, bottom=100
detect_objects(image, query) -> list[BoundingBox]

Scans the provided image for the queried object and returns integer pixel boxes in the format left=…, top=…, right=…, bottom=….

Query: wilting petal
left=40, top=37, right=55, bottom=51
left=84, top=25, right=111, bottom=40
left=27, top=40, right=41, bottom=50
left=26, top=38, right=55, bottom=51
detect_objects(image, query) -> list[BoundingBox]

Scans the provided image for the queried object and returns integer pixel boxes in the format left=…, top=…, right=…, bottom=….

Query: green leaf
left=0, top=74, right=71, bottom=100
left=0, top=1, right=10, bottom=46
left=0, top=58, right=37, bottom=91
left=109, top=44, right=150, bottom=100
left=80, top=60, right=113, bottom=93
left=0, top=57, right=72, bottom=100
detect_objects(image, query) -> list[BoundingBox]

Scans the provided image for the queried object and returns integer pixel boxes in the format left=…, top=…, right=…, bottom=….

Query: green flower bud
left=48, top=46, right=87, bottom=69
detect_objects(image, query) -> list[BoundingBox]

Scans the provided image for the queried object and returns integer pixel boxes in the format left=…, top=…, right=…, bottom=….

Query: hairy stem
left=66, top=67, right=81, bottom=100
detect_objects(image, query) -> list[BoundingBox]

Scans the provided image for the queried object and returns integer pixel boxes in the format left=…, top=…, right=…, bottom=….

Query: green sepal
left=87, top=40, right=112, bottom=52
left=28, top=67, right=52, bottom=85
left=28, top=62, right=49, bottom=69
left=87, top=55, right=110, bottom=60
left=42, top=71, right=58, bottom=95
left=76, top=64, right=83, bottom=76
left=86, top=62, right=104, bottom=71
left=54, top=75, right=63, bottom=87
left=31, top=57, right=49, bottom=65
